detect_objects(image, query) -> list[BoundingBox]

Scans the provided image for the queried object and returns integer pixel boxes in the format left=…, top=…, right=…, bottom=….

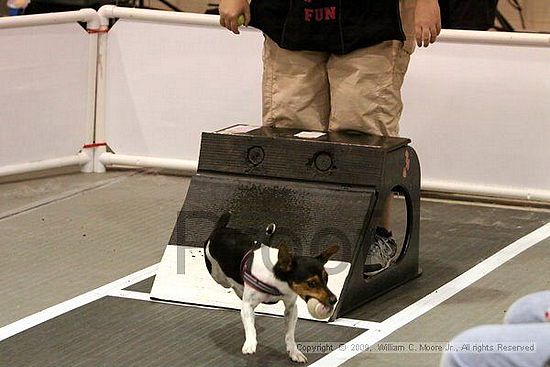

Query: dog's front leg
left=283, top=297, right=307, bottom=363
left=241, top=287, right=261, bottom=355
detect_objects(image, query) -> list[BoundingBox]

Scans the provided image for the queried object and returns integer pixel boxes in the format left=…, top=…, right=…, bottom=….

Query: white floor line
left=0, top=263, right=158, bottom=342
left=3, top=222, right=548, bottom=346
left=309, top=222, right=550, bottom=367
left=421, top=196, right=550, bottom=213
left=329, top=318, right=385, bottom=331
left=110, top=289, right=152, bottom=301
left=111, top=289, right=289, bottom=319
left=111, top=289, right=385, bottom=330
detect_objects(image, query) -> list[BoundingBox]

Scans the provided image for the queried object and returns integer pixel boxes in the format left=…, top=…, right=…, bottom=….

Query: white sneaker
left=363, top=230, right=398, bottom=277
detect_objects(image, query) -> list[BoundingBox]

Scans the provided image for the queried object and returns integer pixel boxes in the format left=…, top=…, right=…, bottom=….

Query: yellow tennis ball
left=237, top=15, right=245, bottom=26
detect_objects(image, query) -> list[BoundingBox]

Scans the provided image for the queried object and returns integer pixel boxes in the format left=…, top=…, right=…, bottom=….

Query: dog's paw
left=242, top=339, right=257, bottom=355
left=288, top=348, right=308, bottom=363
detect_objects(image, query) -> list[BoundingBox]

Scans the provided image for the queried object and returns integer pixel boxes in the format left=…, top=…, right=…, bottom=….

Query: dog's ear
left=277, top=244, right=293, bottom=273
left=317, top=245, right=339, bottom=264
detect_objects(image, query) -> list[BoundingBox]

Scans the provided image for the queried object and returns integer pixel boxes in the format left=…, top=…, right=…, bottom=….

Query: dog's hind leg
left=283, top=296, right=307, bottom=363
left=205, top=241, right=231, bottom=288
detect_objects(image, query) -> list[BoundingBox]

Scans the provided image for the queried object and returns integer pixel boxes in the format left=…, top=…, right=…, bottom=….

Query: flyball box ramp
left=151, top=125, right=421, bottom=321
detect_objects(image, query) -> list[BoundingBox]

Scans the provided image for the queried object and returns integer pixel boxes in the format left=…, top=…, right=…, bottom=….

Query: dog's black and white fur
left=204, top=212, right=339, bottom=363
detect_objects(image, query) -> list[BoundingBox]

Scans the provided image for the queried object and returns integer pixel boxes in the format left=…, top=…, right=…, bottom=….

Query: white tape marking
left=329, top=318, right=385, bottom=331
left=111, top=289, right=384, bottom=330
left=0, top=263, right=158, bottom=341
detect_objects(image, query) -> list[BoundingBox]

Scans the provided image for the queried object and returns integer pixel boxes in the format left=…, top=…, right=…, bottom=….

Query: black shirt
left=250, top=0, right=405, bottom=55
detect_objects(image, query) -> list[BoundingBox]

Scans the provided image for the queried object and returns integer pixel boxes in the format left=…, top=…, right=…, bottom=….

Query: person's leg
left=326, top=3, right=414, bottom=275
left=262, top=36, right=330, bottom=132
left=326, top=39, right=408, bottom=137
left=327, top=40, right=409, bottom=275
left=504, top=291, right=550, bottom=324
left=441, top=323, right=550, bottom=367
left=328, top=0, right=414, bottom=226
left=380, top=195, right=394, bottom=233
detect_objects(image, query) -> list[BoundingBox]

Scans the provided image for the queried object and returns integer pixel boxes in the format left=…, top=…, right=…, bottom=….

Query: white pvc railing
left=437, top=28, right=550, bottom=47
left=94, top=5, right=261, bottom=174
left=95, top=5, right=550, bottom=47
left=97, top=5, right=218, bottom=28
left=0, top=8, right=99, bottom=29
left=0, top=9, right=101, bottom=177
left=1, top=6, right=549, bottom=202
left=95, top=7, right=229, bottom=175
left=93, top=6, right=550, bottom=202
left=0, top=153, right=91, bottom=177
left=99, top=153, right=198, bottom=174
left=401, top=30, right=550, bottom=202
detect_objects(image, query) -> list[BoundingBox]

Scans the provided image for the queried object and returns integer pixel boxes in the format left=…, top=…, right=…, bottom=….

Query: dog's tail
left=204, top=212, right=231, bottom=267
left=215, top=211, right=231, bottom=230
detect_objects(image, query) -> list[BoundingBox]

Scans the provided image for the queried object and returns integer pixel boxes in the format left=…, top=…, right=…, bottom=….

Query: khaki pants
left=262, top=1, right=416, bottom=137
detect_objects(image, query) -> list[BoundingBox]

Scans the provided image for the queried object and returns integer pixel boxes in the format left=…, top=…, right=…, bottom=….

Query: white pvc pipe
left=438, top=29, right=550, bottom=47
left=94, top=5, right=550, bottom=201
left=0, top=9, right=101, bottom=175
left=97, top=6, right=550, bottom=47
left=0, top=153, right=90, bottom=177
left=94, top=7, right=222, bottom=174
left=422, top=179, right=550, bottom=203
left=85, top=31, right=100, bottom=166
left=0, top=8, right=100, bottom=30
left=92, top=20, right=109, bottom=174
left=99, top=153, right=198, bottom=174
left=98, top=5, right=220, bottom=28
left=98, top=152, right=549, bottom=202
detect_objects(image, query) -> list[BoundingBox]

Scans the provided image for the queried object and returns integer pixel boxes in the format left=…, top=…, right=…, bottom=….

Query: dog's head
left=274, top=244, right=339, bottom=307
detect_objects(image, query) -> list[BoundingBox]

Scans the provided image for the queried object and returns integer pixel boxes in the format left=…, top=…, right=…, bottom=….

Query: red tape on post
left=87, top=28, right=109, bottom=34
left=83, top=142, right=107, bottom=149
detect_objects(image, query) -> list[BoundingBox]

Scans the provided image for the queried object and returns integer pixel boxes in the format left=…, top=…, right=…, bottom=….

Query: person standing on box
left=218, top=0, right=441, bottom=275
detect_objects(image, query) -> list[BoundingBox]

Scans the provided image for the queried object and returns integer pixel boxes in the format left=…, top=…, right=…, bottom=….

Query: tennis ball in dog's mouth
left=307, top=298, right=333, bottom=320
left=237, top=14, right=245, bottom=26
